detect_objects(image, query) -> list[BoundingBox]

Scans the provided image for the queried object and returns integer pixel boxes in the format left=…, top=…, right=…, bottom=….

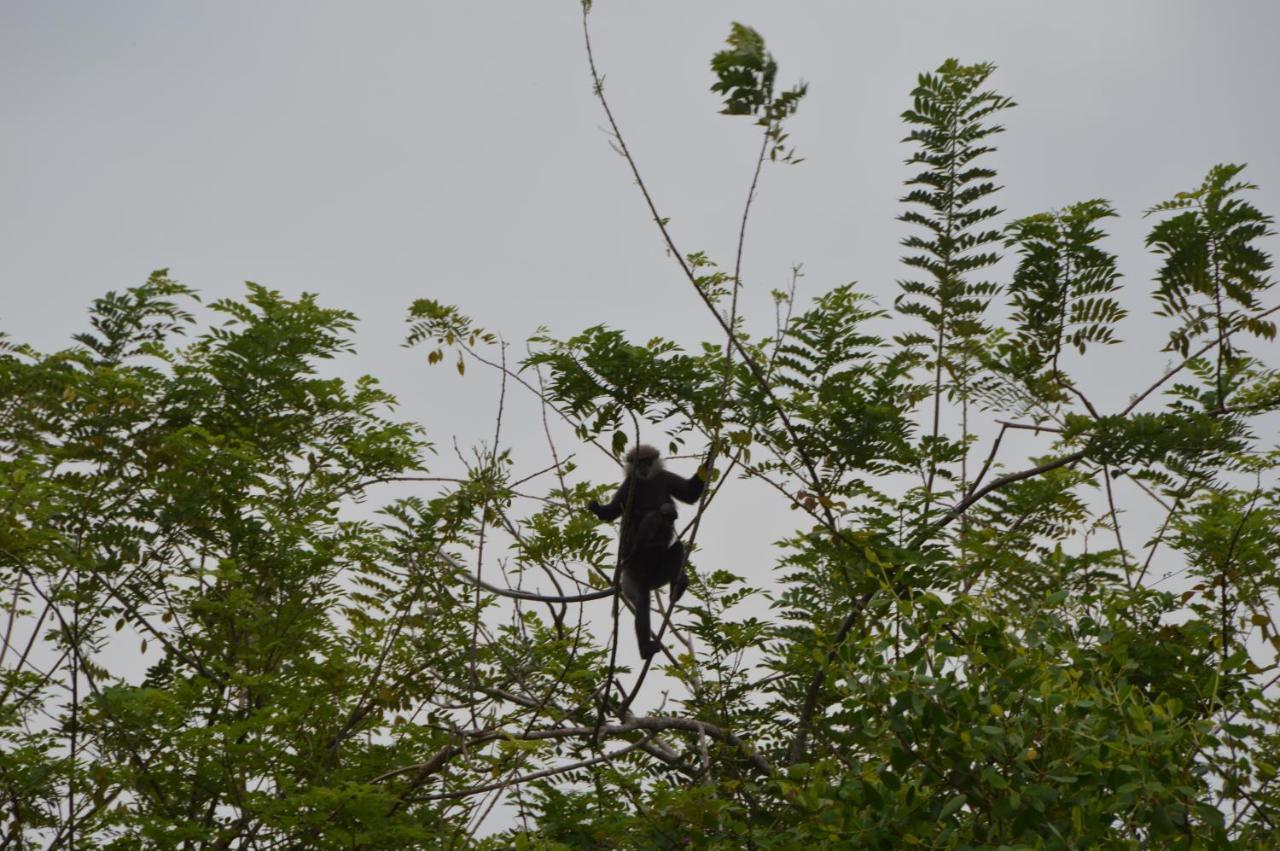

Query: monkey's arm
left=664, top=469, right=706, bottom=504
left=588, top=484, right=626, bottom=522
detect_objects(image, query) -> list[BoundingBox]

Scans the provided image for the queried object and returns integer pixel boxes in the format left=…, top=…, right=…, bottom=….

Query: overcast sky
left=4, top=1, right=1280, bottom=698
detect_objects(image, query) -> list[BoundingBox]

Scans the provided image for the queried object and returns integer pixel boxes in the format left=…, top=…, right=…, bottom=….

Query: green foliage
left=896, top=60, right=1014, bottom=375
left=895, top=59, right=1017, bottom=510
left=71, top=269, right=196, bottom=364
left=405, top=297, right=497, bottom=375
left=710, top=23, right=808, bottom=162
left=0, top=278, right=470, bottom=846
left=1147, top=164, right=1276, bottom=359
left=1065, top=409, right=1247, bottom=483
left=1006, top=200, right=1126, bottom=369
left=525, top=325, right=725, bottom=456
left=767, top=285, right=924, bottom=494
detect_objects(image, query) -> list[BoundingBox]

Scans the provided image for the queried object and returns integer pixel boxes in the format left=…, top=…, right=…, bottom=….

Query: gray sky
left=4, top=0, right=1280, bottom=692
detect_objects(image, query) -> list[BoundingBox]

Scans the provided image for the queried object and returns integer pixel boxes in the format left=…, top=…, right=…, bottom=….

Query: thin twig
left=965, top=423, right=1008, bottom=499
left=581, top=6, right=838, bottom=536
left=1136, top=494, right=1183, bottom=587
left=468, top=342, right=510, bottom=694
left=1101, top=464, right=1133, bottom=589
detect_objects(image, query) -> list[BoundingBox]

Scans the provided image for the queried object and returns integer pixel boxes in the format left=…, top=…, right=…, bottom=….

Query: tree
left=3, top=6, right=1279, bottom=847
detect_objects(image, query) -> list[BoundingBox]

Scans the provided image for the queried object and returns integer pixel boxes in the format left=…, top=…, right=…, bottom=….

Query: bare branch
left=1122, top=303, right=1280, bottom=417
left=443, top=548, right=613, bottom=604
left=580, top=7, right=837, bottom=533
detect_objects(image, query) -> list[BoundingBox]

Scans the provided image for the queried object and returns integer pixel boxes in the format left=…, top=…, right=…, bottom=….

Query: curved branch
left=464, top=572, right=612, bottom=604
left=415, top=737, right=654, bottom=802
left=918, top=449, right=1088, bottom=543
left=441, top=549, right=614, bottom=604
left=371, top=744, right=460, bottom=784
left=374, top=715, right=769, bottom=795
left=488, top=717, right=773, bottom=777
left=479, top=684, right=690, bottom=772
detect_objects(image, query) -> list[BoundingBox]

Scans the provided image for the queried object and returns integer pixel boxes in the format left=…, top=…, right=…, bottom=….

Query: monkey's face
left=626, top=444, right=663, bottom=481
left=633, top=454, right=662, bottom=481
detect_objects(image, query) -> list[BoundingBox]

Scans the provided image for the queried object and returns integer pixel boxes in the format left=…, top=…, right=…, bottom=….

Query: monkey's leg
left=661, top=541, right=688, bottom=603
left=622, top=565, right=660, bottom=659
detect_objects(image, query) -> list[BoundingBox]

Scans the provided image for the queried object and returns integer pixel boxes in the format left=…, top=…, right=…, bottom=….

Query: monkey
left=588, top=444, right=708, bottom=659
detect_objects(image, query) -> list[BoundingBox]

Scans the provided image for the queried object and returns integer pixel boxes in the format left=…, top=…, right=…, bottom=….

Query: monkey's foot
left=671, top=570, right=688, bottom=603
left=639, top=638, right=662, bottom=660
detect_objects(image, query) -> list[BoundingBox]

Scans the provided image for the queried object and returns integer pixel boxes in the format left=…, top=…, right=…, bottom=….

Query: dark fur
left=588, top=445, right=705, bottom=658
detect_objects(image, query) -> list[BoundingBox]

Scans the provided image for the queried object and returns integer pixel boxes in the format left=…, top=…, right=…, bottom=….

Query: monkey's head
left=625, top=444, right=663, bottom=481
